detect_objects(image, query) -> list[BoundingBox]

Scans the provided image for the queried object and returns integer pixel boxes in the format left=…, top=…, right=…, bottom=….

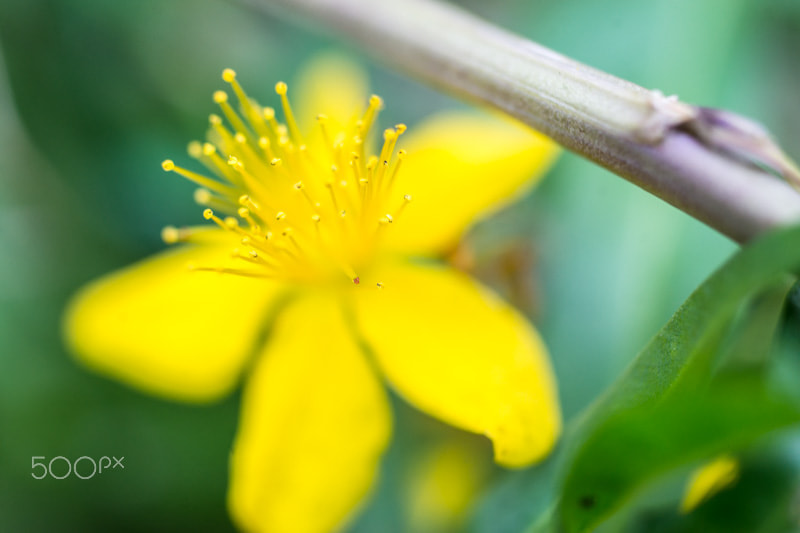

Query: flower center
left=160, top=69, right=411, bottom=287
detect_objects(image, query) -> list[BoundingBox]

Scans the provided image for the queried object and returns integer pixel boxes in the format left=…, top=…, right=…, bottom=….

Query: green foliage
left=549, top=225, right=800, bottom=531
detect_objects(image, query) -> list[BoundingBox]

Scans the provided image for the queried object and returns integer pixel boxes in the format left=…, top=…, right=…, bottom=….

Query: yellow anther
left=383, top=128, right=396, bottom=141
left=202, top=143, right=216, bottom=156
left=282, top=228, right=293, bottom=237
left=270, top=158, right=282, bottom=167
left=187, top=141, right=203, bottom=158
left=276, top=211, right=286, bottom=221
left=249, top=250, right=258, bottom=258
left=404, top=194, right=412, bottom=202
left=228, top=156, right=244, bottom=171
left=369, top=95, right=383, bottom=107
left=238, top=207, right=250, bottom=218
left=194, top=188, right=212, bottom=204
left=398, top=149, right=407, bottom=159
left=203, top=208, right=214, bottom=220
left=294, top=181, right=304, bottom=190
left=395, top=123, right=407, bottom=134
left=213, top=90, right=228, bottom=104
left=275, top=81, right=288, bottom=95
left=234, top=132, right=247, bottom=144
left=224, top=216, right=239, bottom=228
left=222, top=68, right=237, bottom=82
left=377, top=282, right=384, bottom=289
left=384, top=214, right=394, bottom=223
left=311, top=214, right=321, bottom=223
left=161, top=159, right=175, bottom=171
left=258, top=137, right=270, bottom=149
left=209, top=114, right=223, bottom=125
left=161, top=226, right=180, bottom=244
left=263, top=107, right=275, bottom=120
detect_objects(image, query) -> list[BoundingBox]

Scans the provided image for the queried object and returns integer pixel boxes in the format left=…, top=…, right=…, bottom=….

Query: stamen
left=214, top=90, right=255, bottom=146
left=361, top=95, right=383, bottom=135
left=203, top=208, right=229, bottom=231
left=161, top=226, right=180, bottom=244
left=294, top=181, right=318, bottom=212
left=386, top=149, right=406, bottom=191
left=195, top=142, right=242, bottom=186
left=275, top=82, right=303, bottom=145
left=326, top=180, right=341, bottom=213
left=395, top=194, right=413, bottom=218
left=162, top=160, right=237, bottom=197
left=262, top=106, right=281, bottom=143
left=222, top=68, right=270, bottom=139
left=258, top=137, right=277, bottom=162
left=316, top=114, right=335, bottom=155
left=193, top=188, right=237, bottom=212
left=237, top=206, right=261, bottom=232
left=190, top=266, right=276, bottom=279
left=187, top=141, right=203, bottom=158
left=165, top=80, right=411, bottom=288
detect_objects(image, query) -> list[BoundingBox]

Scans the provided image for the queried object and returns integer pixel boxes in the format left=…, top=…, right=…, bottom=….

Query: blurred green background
left=1, top=0, right=799, bottom=531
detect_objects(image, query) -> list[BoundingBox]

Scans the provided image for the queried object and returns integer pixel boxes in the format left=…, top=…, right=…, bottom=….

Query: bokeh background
left=1, top=0, right=799, bottom=531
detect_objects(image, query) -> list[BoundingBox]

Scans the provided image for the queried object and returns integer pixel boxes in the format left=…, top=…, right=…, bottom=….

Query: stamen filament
left=162, top=160, right=237, bottom=197
left=275, top=82, right=304, bottom=145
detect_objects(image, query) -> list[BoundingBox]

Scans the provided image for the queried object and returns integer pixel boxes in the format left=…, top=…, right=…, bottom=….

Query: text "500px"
left=31, top=456, right=125, bottom=480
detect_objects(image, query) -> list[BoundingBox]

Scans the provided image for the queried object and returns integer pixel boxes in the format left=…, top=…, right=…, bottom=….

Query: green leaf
left=717, top=278, right=794, bottom=373
left=560, top=379, right=800, bottom=532
left=625, top=442, right=800, bottom=533
left=580, top=225, right=800, bottom=420
left=555, top=224, right=800, bottom=531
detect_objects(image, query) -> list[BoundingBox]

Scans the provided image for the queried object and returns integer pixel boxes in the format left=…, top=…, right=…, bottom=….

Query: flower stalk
left=242, top=0, right=800, bottom=243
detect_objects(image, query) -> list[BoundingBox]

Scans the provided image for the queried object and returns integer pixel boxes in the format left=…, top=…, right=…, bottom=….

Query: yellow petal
left=228, top=293, right=392, bottom=533
left=64, top=243, right=283, bottom=402
left=680, top=455, right=739, bottom=514
left=294, top=52, right=369, bottom=134
left=406, top=439, right=489, bottom=532
left=353, top=261, right=561, bottom=468
left=385, top=113, right=559, bottom=255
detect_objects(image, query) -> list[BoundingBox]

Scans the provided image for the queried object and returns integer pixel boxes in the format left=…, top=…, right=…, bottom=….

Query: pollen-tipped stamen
left=162, top=160, right=237, bottom=197
left=214, top=90, right=256, bottom=147
left=275, top=82, right=303, bottom=146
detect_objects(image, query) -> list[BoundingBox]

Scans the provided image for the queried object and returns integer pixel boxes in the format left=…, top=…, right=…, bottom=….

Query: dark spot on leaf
left=579, top=495, right=595, bottom=509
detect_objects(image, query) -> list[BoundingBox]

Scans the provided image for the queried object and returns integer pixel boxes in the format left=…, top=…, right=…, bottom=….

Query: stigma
left=160, top=68, right=411, bottom=286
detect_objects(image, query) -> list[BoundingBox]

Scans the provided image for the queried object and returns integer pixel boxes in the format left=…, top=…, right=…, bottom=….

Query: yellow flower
left=680, top=455, right=739, bottom=514
left=63, top=55, right=561, bottom=532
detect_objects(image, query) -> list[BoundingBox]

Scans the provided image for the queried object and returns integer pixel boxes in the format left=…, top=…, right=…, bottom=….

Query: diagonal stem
left=242, top=0, right=800, bottom=244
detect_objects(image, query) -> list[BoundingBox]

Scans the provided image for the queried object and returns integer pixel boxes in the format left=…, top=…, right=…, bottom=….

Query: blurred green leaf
left=554, top=224, right=800, bottom=531
left=560, top=379, right=800, bottom=532
left=579, top=225, right=800, bottom=421
left=717, top=279, right=793, bottom=373
left=625, top=443, right=800, bottom=533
